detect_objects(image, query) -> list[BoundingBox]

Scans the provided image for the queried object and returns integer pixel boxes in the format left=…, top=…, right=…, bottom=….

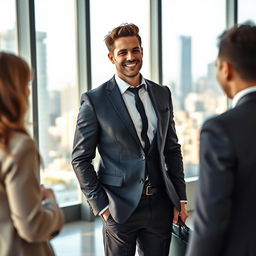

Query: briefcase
left=169, top=217, right=191, bottom=256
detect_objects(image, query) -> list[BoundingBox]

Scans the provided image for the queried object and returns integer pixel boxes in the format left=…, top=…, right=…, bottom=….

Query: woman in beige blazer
left=0, top=52, right=64, bottom=256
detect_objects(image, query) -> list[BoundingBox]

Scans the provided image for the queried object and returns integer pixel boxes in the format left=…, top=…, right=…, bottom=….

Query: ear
left=108, top=53, right=115, bottom=64
left=222, top=61, right=233, bottom=81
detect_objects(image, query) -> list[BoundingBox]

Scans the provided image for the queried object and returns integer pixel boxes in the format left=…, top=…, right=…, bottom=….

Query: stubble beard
left=122, top=60, right=142, bottom=78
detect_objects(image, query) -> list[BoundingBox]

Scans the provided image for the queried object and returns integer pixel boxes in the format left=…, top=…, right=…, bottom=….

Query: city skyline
left=0, top=0, right=232, bottom=203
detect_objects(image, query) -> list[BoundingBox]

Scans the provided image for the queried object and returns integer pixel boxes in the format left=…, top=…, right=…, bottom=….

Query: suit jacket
left=72, top=76, right=186, bottom=224
left=186, top=92, right=256, bottom=256
left=0, top=132, right=64, bottom=256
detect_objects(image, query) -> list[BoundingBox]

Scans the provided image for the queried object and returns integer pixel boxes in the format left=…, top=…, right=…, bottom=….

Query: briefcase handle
left=172, top=216, right=190, bottom=243
left=178, top=217, right=190, bottom=232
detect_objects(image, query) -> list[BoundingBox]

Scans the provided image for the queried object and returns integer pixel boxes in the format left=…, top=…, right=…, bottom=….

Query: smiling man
left=72, top=23, right=187, bottom=256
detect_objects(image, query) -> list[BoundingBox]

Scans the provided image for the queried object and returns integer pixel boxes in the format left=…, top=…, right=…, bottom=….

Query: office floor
left=52, top=218, right=104, bottom=256
left=51, top=213, right=193, bottom=256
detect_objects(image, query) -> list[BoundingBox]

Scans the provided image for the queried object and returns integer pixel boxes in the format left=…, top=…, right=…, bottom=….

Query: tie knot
left=128, top=84, right=145, bottom=95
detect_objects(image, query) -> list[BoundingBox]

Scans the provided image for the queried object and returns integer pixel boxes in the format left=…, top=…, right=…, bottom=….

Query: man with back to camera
left=186, top=23, right=256, bottom=256
left=72, top=23, right=188, bottom=256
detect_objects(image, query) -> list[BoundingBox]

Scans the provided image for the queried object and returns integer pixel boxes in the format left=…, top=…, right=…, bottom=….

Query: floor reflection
left=52, top=218, right=104, bottom=256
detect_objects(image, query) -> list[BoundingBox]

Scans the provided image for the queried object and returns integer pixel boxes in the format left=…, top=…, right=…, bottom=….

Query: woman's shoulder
left=8, top=132, right=36, bottom=155
left=0, top=132, right=38, bottom=178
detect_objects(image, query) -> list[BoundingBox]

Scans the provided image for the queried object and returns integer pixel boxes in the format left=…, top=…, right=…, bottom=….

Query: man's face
left=108, top=36, right=143, bottom=82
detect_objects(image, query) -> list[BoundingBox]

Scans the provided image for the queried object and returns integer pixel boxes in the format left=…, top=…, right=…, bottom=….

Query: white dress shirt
left=115, top=74, right=158, bottom=146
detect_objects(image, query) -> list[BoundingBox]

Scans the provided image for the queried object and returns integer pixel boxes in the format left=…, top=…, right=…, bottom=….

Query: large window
left=0, top=0, right=17, bottom=53
left=35, top=0, right=80, bottom=206
left=238, top=0, right=256, bottom=23
left=162, top=0, right=227, bottom=178
left=1, top=0, right=240, bottom=216
left=90, top=0, right=150, bottom=88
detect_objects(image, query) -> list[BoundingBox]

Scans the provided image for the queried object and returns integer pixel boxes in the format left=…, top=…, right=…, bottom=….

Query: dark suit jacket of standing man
left=186, top=91, right=256, bottom=256
left=186, top=23, right=256, bottom=256
left=71, top=75, right=187, bottom=224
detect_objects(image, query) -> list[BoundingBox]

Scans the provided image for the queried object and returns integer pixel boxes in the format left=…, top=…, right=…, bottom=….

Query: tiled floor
left=51, top=213, right=193, bottom=256
left=51, top=218, right=104, bottom=256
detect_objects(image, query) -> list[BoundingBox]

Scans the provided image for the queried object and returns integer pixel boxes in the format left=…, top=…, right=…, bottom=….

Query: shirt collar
left=232, top=86, right=256, bottom=108
left=115, top=74, right=147, bottom=95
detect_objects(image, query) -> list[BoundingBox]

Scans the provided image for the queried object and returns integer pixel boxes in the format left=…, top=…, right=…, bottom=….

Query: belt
left=142, top=185, right=160, bottom=196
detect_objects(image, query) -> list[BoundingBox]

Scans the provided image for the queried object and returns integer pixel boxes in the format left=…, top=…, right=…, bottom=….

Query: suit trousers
left=102, top=191, right=173, bottom=256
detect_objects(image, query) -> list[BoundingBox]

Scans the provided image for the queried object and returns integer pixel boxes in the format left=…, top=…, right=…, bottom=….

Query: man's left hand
left=173, top=202, right=188, bottom=224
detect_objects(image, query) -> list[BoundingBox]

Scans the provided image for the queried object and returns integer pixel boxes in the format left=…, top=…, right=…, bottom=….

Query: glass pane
left=162, top=0, right=227, bottom=178
left=238, top=0, right=256, bottom=23
left=90, top=0, right=150, bottom=88
left=0, top=0, right=18, bottom=53
left=35, top=0, right=80, bottom=206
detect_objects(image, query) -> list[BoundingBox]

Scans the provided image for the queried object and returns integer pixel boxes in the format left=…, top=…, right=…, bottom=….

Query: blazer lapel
left=146, top=81, right=163, bottom=151
left=105, top=77, right=143, bottom=148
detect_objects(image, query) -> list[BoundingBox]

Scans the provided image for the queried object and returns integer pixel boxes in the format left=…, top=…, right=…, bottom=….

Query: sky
left=162, top=0, right=226, bottom=83
left=0, top=0, right=16, bottom=30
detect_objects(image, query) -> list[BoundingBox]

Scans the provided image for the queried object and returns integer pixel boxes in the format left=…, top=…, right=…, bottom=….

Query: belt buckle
left=145, top=185, right=153, bottom=196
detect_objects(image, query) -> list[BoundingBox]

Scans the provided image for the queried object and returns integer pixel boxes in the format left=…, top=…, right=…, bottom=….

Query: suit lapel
left=146, top=81, right=163, bottom=151
left=105, top=77, right=143, bottom=148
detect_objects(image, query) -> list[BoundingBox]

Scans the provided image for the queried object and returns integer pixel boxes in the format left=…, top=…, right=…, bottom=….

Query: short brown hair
left=0, top=52, right=31, bottom=152
left=104, top=23, right=142, bottom=53
left=218, top=22, right=256, bottom=82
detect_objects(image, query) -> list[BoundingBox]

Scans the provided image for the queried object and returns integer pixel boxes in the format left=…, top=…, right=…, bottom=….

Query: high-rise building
left=179, top=35, right=192, bottom=110
left=36, top=31, right=50, bottom=165
left=49, top=90, right=61, bottom=126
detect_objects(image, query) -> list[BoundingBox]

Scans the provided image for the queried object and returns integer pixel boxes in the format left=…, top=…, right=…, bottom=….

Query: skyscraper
left=36, top=31, right=50, bottom=165
left=179, top=35, right=192, bottom=110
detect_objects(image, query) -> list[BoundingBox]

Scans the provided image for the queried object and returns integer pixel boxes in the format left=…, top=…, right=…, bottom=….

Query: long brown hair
left=0, top=52, right=31, bottom=152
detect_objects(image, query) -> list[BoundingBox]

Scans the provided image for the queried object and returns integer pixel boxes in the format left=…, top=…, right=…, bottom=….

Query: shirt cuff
left=99, top=205, right=109, bottom=216
left=180, top=200, right=188, bottom=204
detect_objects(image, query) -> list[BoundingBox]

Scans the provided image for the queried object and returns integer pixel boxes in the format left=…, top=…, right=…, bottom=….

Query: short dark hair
left=218, top=22, right=256, bottom=82
left=104, top=23, right=142, bottom=53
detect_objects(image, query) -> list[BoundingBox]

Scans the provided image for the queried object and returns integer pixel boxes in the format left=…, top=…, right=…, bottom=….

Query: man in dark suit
left=72, top=23, right=187, bottom=256
left=186, top=23, right=256, bottom=256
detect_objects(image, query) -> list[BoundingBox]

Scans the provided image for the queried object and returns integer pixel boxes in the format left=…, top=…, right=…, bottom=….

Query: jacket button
left=141, top=155, right=145, bottom=160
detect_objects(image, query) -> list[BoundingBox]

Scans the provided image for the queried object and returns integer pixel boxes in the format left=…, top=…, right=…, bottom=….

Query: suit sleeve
left=186, top=119, right=235, bottom=256
left=4, top=137, right=64, bottom=243
left=164, top=87, right=186, bottom=200
left=72, top=93, right=108, bottom=215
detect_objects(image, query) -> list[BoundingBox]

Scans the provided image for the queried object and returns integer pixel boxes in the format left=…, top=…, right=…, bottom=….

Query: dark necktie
left=128, top=85, right=150, bottom=154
